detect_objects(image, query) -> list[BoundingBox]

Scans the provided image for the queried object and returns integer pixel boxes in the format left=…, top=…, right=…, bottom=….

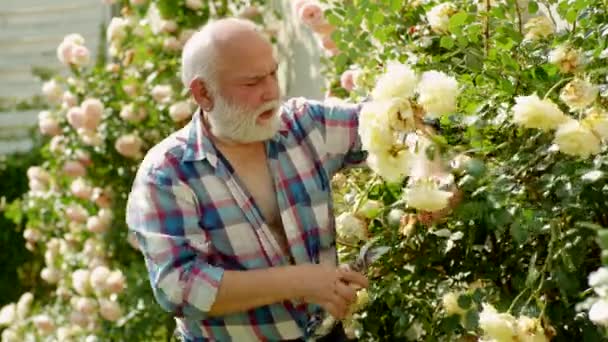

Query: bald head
left=181, top=18, right=271, bottom=89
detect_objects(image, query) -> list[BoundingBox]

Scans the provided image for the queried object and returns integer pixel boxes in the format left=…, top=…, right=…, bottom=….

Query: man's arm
left=126, top=169, right=367, bottom=320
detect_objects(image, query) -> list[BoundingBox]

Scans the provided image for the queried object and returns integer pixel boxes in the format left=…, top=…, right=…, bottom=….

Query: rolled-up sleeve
left=126, top=168, right=224, bottom=320
left=288, top=98, right=368, bottom=175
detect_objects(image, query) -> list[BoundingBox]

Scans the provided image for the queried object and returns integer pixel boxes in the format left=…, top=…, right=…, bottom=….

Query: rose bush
left=295, top=0, right=608, bottom=340
left=0, top=1, right=274, bottom=341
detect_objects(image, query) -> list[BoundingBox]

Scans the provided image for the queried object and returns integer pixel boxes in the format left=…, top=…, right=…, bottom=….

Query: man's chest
left=186, top=141, right=336, bottom=268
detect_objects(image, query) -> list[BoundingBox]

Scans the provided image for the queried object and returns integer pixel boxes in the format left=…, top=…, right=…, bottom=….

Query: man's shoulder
left=136, top=124, right=191, bottom=181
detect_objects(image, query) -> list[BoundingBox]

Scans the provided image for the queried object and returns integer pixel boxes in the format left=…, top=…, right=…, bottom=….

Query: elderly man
left=126, top=18, right=369, bottom=341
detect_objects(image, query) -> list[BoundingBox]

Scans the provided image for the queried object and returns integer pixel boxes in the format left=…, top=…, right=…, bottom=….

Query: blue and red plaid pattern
left=126, top=98, right=366, bottom=341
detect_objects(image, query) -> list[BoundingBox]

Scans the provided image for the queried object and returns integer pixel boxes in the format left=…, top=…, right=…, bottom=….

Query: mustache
left=254, top=100, right=280, bottom=115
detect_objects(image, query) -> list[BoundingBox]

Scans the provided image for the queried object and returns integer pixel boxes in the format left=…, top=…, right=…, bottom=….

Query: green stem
left=544, top=77, right=573, bottom=100
left=524, top=221, right=558, bottom=312
left=352, top=175, right=379, bottom=214
left=508, top=287, right=530, bottom=313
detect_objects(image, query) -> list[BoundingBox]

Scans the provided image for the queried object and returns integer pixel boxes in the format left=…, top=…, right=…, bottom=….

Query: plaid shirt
left=126, top=98, right=366, bottom=341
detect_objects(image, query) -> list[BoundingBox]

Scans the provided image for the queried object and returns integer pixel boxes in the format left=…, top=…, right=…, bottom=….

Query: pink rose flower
left=71, top=178, right=93, bottom=200
left=87, top=216, right=109, bottom=233
left=185, top=0, right=203, bottom=10
left=115, top=134, right=143, bottom=159
left=169, top=101, right=193, bottom=122
left=340, top=69, right=358, bottom=92
left=62, top=91, right=78, bottom=108
left=38, top=112, right=61, bottom=136
left=239, top=6, right=260, bottom=19
left=67, top=107, right=86, bottom=129
left=66, top=204, right=88, bottom=223
left=71, top=45, right=91, bottom=66
left=63, top=161, right=87, bottom=178
left=99, top=299, right=122, bottom=321
left=298, top=2, right=325, bottom=27
left=81, top=98, right=104, bottom=131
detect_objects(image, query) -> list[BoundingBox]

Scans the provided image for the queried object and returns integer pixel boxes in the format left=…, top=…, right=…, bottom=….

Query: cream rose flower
left=72, top=269, right=91, bottom=296
left=358, top=102, right=396, bottom=153
left=583, top=108, right=608, bottom=140
left=524, top=16, right=554, bottom=40
left=426, top=2, right=457, bottom=34
left=554, top=120, right=601, bottom=158
left=185, top=0, right=203, bottom=10
left=335, top=212, right=368, bottom=242
left=0, top=304, right=16, bottom=326
left=404, top=179, right=452, bottom=212
left=417, top=70, right=460, bottom=118
left=559, top=79, right=598, bottom=110
left=371, top=61, right=418, bottom=101
left=512, top=94, right=568, bottom=130
left=479, top=303, right=518, bottom=341
left=516, top=316, right=548, bottom=342
left=548, top=45, right=585, bottom=74
left=107, top=17, right=129, bottom=43
left=367, top=150, right=413, bottom=183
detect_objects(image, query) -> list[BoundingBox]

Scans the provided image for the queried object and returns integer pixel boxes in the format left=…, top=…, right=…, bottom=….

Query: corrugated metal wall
left=0, top=0, right=109, bottom=154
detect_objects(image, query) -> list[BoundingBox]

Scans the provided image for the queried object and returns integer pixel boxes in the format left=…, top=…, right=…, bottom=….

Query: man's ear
left=190, top=78, right=214, bottom=112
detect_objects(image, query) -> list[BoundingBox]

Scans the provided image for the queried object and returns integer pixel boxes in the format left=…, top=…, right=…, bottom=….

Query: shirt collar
left=182, top=108, right=289, bottom=163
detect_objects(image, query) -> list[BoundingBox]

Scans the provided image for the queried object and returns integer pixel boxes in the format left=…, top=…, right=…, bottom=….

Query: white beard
left=205, top=90, right=280, bottom=144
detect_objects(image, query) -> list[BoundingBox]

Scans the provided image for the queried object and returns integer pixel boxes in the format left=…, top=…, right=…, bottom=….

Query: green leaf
left=528, top=1, right=539, bottom=14
left=457, top=294, right=472, bottom=310
left=440, top=36, right=455, bottom=49
left=326, top=12, right=342, bottom=26
left=510, top=220, right=528, bottom=244
left=390, top=0, right=402, bottom=11
left=449, top=12, right=468, bottom=30
left=372, top=11, right=384, bottom=25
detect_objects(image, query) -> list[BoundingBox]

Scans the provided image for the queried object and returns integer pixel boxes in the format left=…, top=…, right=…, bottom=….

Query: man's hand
left=296, top=264, right=368, bottom=319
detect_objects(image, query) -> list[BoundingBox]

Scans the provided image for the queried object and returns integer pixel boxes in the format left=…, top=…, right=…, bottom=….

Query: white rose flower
left=417, top=70, right=460, bottom=118
left=560, top=79, right=598, bottom=110
left=74, top=297, right=97, bottom=315
left=169, top=101, right=193, bottom=122
left=81, top=98, right=104, bottom=130
left=335, top=212, right=367, bottom=242
left=548, top=45, right=585, bottom=74
left=426, top=2, right=457, bottom=34
left=1, top=329, right=19, bottom=342
left=64, top=33, right=85, bottom=46
left=0, top=304, right=16, bottom=326
left=583, top=108, right=608, bottom=140
left=151, top=84, right=173, bottom=104
left=516, top=316, right=548, bottom=342
left=479, top=303, right=517, bottom=341
left=512, top=94, right=568, bottom=131
left=589, top=267, right=608, bottom=296
left=442, top=292, right=466, bottom=316
left=554, top=120, right=601, bottom=158
left=41, top=268, right=61, bottom=284
left=371, top=61, right=418, bottom=101
left=99, top=299, right=123, bottom=321
left=185, top=0, right=203, bottom=10
left=16, top=292, right=33, bottom=319
left=87, top=215, right=110, bottom=233
left=404, top=179, right=452, bottom=212
left=90, top=266, right=111, bottom=289
left=589, top=299, right=608, bottom=326
left=367, top=150, right=413, bottom=183
left=120, top=103, right=147, bottom=123
left=42, top=80, right=63, bottom=104
left=524, top=16, right=554, bottom=40
left=72, top=269, right=91, bottom=296
left=107, top=17, right=129, bottom=43
left=33, top=315, right=55, bottom=334
left=106, top=270, right=126, bottom=294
